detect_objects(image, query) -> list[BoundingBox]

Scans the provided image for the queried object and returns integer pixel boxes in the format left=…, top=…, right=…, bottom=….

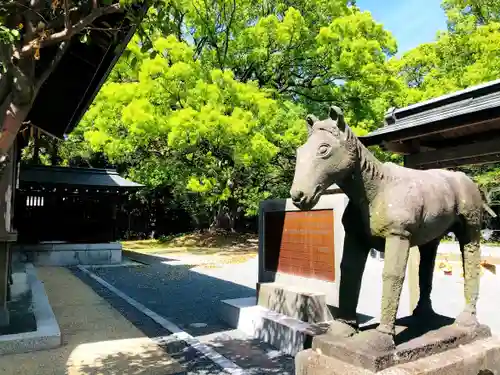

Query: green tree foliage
left=136, top=0, right=400, bottom=129
left=390, top=0, right=500, bottom=193
left=64, top=0, right=402, bottom=231
left=393, top=0, right=500, bottom=106
left=77, top=36, right=307, bottom=228
left=59, top=0, right=500, bottom=234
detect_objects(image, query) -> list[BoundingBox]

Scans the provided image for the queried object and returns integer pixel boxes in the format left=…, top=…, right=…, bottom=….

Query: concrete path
left=0, top=267, right=183, bottom=375
left=73, top=260, right=294, bottom=375
left=153, top=249, right=500, bottom=334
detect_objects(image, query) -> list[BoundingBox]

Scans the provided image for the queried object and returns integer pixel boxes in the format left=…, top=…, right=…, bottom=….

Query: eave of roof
left=359, top=79, right=500, bottom=146
left=26, top=2, right=149, bottom=140
left=19, top=165, right=144, bottom=189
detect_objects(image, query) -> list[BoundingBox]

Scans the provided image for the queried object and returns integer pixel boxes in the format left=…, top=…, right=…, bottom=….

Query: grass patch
left=122, top=231, right=258, bottom=258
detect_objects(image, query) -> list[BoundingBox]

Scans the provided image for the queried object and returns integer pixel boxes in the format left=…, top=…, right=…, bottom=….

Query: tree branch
left=222, top=0, right=236, bottom=68
left=63, top=0, right=71, bottom=32
left=20, top=3, right=123, bottom=56
left=282, top=88, right=335, bottom=103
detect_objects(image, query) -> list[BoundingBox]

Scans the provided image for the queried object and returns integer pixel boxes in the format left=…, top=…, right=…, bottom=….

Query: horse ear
left=329, top=105, right=346, bottom=132
left=306, top=114, right=317, bottom=136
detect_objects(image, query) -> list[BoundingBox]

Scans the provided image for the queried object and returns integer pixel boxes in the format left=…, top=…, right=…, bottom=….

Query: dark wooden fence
left=15, top=189, right=118, bottom=244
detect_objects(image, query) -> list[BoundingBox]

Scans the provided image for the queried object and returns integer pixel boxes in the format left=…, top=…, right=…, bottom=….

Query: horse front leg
left=326, top=231, right=369, bottom=338
left=377, top=234, right=411, bottom=340
left=339, top=233, right=410, bottom=352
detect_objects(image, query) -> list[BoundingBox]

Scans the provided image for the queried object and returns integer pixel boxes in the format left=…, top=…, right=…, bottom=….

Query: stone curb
left=0, top=264, right=62, bottom=355
left=122, top=249, right=173, bottom=265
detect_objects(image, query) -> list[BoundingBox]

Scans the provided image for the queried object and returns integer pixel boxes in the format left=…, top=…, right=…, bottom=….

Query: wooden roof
left=359, top=79, right=500, bottom=169
left=19, top=165, right=143, bottom=190
left=25, top=3, right=148, bottom=140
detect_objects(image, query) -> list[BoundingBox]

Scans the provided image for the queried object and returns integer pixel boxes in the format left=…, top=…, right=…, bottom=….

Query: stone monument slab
left=258, top=192, right=348, bottom=308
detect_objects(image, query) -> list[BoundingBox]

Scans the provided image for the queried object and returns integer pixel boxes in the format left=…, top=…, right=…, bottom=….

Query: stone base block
left=219, top=297, right=328, bottom=356
left=13, top=242, right=122, bottom=266
left=10, top=262, right=29, bottom=300
left=312, top=315, right=492, bottom=372
left=257, top=282, right=333, bottom=324
left=296, top=336, right=500, bottom=374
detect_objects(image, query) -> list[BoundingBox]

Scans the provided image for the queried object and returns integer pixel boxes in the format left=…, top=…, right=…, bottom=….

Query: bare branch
left=10, top=1, right=49, bottom=25
left=20, top=3, right=123, bottom=56
left=63, top=0, right=71, bottom=32
left=222, top=0, right=236, bottom=68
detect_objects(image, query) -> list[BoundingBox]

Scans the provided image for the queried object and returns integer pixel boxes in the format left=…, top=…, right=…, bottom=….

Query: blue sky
left=356, top=0, right=448, bottom=55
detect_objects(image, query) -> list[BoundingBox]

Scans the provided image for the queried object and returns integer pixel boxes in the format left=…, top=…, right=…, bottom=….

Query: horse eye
left=318, top=145, right=330, bottom=156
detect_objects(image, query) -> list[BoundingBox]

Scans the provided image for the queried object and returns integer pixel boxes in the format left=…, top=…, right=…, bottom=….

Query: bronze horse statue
left=290, top=105, right=486, bottom=351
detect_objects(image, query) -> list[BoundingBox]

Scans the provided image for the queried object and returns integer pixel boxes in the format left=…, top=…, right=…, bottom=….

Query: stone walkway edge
left=0, top=263, right=61, bottom=356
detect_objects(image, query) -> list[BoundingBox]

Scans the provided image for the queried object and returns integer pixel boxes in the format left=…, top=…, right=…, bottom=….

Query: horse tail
left=480, top=188, right=497, bottom=218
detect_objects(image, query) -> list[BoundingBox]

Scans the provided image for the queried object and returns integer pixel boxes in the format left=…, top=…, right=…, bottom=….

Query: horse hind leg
left=413, top=238, right=440, bottom=318
left=454, top=219, right=481, bottom=327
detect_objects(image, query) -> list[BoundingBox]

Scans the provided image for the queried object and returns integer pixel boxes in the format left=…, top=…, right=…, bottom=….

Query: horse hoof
left=455, top=311, right=479, bottom=328
left=325, top=319, right=358, bottom=338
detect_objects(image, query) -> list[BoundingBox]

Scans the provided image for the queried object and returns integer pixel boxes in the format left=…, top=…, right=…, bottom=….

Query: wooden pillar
left=0, top=143, right=17, bottom=327
left=0, top=243, right=9, bottom=326
left=111, top=194, right=118, bottom=242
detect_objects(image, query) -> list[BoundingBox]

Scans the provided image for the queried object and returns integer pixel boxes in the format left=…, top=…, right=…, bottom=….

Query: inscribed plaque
left=264, top=209, right=335, bottom=282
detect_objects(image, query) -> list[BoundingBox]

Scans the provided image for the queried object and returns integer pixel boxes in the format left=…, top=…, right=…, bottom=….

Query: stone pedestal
left=296, top=315, right=500, bottom=375
left=296, top=336, right=500, bottom=375
left=13, top=242, right=122, bottom=266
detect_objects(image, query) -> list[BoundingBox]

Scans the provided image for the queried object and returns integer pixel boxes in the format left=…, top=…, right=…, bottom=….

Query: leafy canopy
left=80, top=35, right=306, bottom=220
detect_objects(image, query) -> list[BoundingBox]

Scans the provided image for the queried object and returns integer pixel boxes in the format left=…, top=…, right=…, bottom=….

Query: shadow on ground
left=70, top=254, right=296, bottom=374
left=360, top=312, right=456, bottom=345
left=73, top=334, right=294, bottom=375
left=72, top=256, right=256, bottom=337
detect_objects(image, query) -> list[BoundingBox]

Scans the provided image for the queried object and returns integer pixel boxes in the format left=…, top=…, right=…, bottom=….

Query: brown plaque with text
left=264, top=209, right=335, bottom=282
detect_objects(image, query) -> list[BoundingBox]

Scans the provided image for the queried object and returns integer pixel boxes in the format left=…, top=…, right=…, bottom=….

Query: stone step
left=257, top=282, right=334, bottom=324
left=219, top=297, right=328, bottom=356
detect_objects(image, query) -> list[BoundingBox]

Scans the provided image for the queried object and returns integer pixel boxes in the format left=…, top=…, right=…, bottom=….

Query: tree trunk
left=50, top=137, right=60, bottom=166
left=0, top=42, right=70, bottom=176
left=209, top=205, right=237, bottom=232
left=0, top=102, right=30, bottom=174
